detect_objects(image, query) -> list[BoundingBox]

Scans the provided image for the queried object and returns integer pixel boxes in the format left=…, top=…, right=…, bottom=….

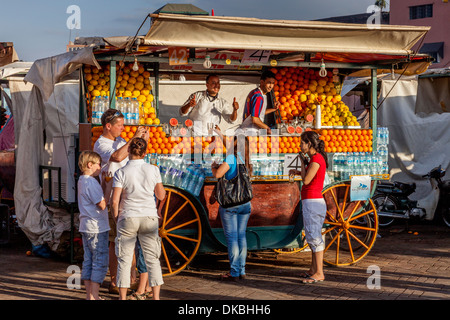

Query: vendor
left=179, top=74, right=239, bottom=135
left=239, top=70, right=280, bottom=135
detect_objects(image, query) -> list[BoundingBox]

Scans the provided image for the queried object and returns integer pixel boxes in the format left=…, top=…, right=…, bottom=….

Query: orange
left=125, top=126, right=131, bottom=133
left=127, top=132, right=134, bottom=139
left=120, top=132, right=127, bottom=139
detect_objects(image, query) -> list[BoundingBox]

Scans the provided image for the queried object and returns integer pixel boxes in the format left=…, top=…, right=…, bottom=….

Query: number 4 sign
left=168, top=47, right=188, bottom=65
left=283, top=154, right=302, bottom=177
left=241, top=50, right=271, bottom=64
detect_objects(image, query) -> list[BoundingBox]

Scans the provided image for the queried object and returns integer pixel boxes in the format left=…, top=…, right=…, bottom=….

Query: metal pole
left=370, top=68, right=378, bottom=151
left=109, top=60, right=117, bottom=109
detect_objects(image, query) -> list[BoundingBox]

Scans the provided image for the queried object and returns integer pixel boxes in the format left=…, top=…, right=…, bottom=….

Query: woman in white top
left=111, top=138, right=166, bottom=300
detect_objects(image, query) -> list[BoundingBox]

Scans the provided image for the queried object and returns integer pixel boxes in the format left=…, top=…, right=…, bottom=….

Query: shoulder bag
left=215, top=162, right=253, bottom=208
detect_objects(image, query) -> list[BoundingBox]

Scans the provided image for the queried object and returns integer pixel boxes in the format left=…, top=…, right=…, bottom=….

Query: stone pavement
left=0, top=222, right=449, bottom=301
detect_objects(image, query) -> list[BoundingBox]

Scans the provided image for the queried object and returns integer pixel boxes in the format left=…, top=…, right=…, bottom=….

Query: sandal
left=299, top=272, right=312, bottom=279
left=220, top=272, right=239, bottom=282
left=127, top=292, right=147, bottom=300
left=301, top=276, right=325, bottom=284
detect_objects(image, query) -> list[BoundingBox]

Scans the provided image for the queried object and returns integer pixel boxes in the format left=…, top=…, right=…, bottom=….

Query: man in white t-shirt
left=93, top=108, right=148, bottom=294
left=180, top=74, right=239, bottom=136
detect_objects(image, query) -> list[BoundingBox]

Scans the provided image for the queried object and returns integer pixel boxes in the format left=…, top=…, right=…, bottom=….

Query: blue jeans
left=219, top=202, right=251, bottom=277
left=135, top=239, right=147, bottom=274
left=81, top=231, right=109, bottom=284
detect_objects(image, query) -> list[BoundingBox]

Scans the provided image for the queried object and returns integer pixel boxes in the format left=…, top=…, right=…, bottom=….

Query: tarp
left=377, top=76, right=450, bottom=209
left=13, top=47, right=99, bottom=248
left=145, top=14, right=430, bottom=55
left=415, top=68, right=450, bottom=114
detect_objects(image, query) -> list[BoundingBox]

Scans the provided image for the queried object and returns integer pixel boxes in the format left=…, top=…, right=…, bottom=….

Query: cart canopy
left=142, top=14, right=430, bottom=61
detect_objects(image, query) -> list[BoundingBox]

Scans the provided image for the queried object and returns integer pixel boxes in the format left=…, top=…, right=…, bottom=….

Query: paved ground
left=1, top=221, right=449, bottom=302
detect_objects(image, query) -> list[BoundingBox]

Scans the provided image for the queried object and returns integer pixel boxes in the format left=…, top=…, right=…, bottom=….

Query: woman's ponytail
left=300, top=131, right=328, bottom=168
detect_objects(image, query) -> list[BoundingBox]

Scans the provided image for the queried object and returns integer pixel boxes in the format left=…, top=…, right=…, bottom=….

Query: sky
left=1, top=0, right=388, bottom=62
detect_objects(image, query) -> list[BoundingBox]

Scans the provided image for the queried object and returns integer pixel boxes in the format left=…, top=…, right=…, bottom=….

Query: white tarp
left=377, top=76, right=450, bottom=201
left=145, top=14, right=430, bottom=55
left=13, top=48, right=98, bottom=249
left=415, top=72, right=450, bottom=114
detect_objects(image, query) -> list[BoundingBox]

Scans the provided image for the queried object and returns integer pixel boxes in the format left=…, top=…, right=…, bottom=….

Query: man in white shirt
left=93, top=108, right=148, bottom=294
left=180, top=74, right=239, bottom=136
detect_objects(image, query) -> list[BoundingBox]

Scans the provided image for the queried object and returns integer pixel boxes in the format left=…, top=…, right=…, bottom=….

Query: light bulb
left=319, top=58, right=327, bottom=77
left=203, top=55, right=212, bottom=69
left=132, top=57, right=139, bottom=71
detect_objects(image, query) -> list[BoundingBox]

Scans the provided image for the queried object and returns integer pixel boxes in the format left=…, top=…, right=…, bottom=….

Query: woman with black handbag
left=212, top=135, right=253, bottom=282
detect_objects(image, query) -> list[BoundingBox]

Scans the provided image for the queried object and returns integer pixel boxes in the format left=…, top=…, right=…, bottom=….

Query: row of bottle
left=91, top=96, right=109, bottom=124
left=144, top=155, right=206, bottom=197
left=117, top=97, right=140, bottom=125
left=252, top=160, right=284, bottom=177
left=333, top=151, right=388, bottom=180
left=377, top=127, right=389, bottom=146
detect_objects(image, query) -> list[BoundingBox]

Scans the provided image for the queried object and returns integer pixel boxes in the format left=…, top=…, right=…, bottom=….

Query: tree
left=375, top=0, right=388, bottom=12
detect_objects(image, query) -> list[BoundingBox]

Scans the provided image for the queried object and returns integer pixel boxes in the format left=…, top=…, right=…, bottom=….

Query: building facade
left=390, top=0, right=450, bottom=68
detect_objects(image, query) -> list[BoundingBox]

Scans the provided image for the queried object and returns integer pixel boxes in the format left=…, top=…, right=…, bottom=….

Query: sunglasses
left=105, top=111, right=123, bottom=124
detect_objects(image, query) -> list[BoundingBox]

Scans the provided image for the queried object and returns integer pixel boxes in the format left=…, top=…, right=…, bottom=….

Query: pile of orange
left=319, top=129, right=373, bottom=153
left=248, top=136, right=301, bottom=154
left=84, top=62, right=160, bottom=125
left=271, top=67, right=359, bottom=127
left=91, top=126, right=103, bottom=149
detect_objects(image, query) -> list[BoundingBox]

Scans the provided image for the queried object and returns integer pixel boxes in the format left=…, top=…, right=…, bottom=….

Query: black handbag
left=215, top=163, right=253, bottom=208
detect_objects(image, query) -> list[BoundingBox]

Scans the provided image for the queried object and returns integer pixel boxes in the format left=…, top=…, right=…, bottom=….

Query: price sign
left=283, top=154, right=302, bottom=177
left=168, top=47, right=188, bottom=65
left=241, top=50, right=271, bottom=64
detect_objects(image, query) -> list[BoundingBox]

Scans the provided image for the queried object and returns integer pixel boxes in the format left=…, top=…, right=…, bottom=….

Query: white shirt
left=180, top=90, right=236, bottom=135
left=94, top=135, right=128, bottom=203
left=113, top=159, right=162, bottom=222
left=77, top=175, right=110, bottom=233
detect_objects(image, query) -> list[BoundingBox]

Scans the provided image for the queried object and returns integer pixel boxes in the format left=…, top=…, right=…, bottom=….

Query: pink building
left=390, top=0, right=450, bottom=68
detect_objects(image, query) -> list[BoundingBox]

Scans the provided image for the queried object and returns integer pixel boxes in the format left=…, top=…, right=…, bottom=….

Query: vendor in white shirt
left=179, top=74, right=239, bottom=136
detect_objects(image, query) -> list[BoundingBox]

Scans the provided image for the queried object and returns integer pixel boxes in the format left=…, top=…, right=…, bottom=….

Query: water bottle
left=339, top=153, right=346, bottom=180
left=347, top=153, right=354, bottom=179
left=92, top=96, right=99, bottom=124
left=385, top=127, right=389, bottom=145
left=187, top=166, right=199, bottom=194
left=122, top=97, right=130, bottom=124
left=193, top=167, right=205, bottom=196
left=117, top=97, right=123, bottom=115
left=333, top=153, right=339, bottom=172
left=181, top=164, right=190, bottom=190
left=131, top=97, right=139, bottom=125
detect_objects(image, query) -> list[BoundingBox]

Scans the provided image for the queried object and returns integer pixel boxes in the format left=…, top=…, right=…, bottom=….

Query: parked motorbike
left=372, top=165, right=450, bottom=227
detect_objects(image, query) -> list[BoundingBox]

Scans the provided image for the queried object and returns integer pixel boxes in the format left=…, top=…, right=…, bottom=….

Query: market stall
left=76, top=14, right=431, bottom=275
left=14, top=14, right=431, bottom=270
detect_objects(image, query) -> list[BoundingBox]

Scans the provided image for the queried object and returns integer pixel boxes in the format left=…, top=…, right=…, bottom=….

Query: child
left=77, top=151, right=110, bottom=300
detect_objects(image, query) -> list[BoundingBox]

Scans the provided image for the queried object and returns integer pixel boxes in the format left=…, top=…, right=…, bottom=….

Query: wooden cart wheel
left=157, top=187, right=202, bottom=276
left=321, top=183, right=378, bottom=266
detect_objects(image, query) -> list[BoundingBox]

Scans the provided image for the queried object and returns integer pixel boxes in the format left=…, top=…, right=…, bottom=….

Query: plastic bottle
left=132, top=98, right=139, bottom=125
left=123, top=97, right=130, bottom=124
left=315, top=104, right=322, bottom=129
left=193, top=167, right=205, bottom=196
left=117, top=97, right=123, bottom=115
left=92, top=96, right=99, bottom=124
left=181, top=165, right=193, bottom=190
left=346, top=153, right=354, bottom=180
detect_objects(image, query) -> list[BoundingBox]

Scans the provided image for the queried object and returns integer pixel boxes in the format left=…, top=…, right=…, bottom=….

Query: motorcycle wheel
left=371, top=194, right=399, bottom=227
left=441, top=206, right=450, bottom=228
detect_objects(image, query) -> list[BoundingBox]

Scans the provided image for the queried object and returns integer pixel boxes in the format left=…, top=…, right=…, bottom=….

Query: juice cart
left=80, top=14, right=431, bottom=276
